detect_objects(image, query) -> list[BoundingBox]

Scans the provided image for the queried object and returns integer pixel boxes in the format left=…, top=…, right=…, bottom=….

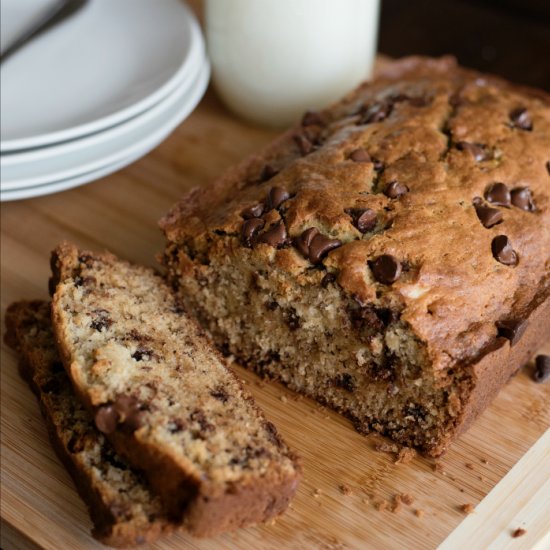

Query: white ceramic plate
left=0, top=60, right=210, bottom=201
left=0, top=52, right=205, bottom=187
left=1, top=0, right=202, bottom=152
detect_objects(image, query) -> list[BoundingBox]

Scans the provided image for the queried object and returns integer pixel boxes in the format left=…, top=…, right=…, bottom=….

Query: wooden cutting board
left=2, top=81, right=550, bottom=550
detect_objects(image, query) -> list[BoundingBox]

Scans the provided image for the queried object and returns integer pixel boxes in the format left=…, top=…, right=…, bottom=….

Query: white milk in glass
left=206, top=0, right=380, bottom=127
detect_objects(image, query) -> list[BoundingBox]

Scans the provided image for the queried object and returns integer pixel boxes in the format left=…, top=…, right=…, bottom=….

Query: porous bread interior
left=54, top=253, right=297, bottom=486
left=170, top=251, right=468, bottom=454
left=9, top=301, right=169, bottom=540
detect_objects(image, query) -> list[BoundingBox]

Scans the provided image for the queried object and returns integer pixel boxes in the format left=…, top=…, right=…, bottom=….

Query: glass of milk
left=206, top=0, right=380, bottom=127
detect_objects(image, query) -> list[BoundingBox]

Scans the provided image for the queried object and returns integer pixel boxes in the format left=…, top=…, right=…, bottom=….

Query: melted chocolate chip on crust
left=485, top=183, right=511, bottom=207
left=495, top=319, right=527, bottom=346
left=370, top=255, right=402, bottom=285
left=295, top=227, right=341, bottom=264
left=241, top=203, right=265, bottom=219
left=349, top=148, right=371, bottom=163
left=474, top=204, right=503, bottom=228
left=509, top=107, right=533, bottom=131
left=384, top=181, right=409, bottom=199
left=260, top=164, right=278, bottom=182
left=534, top=355, right=550, bottom=383
left=267, top=187, right=290, bottom=210
left=345, top=208, right=377, bottom=233
left=491, top=235, right=518, bottom=266
left=510, top=187, right=536, bottom=212
left=257, top=221, right=289, bottom=248
left=546, top=161, right=550, bottom=175
left=457, top=141, right=488, bottom=161
left=308, top=234, right=342, bottom=264
left=241, top=218, right=265, bottom=247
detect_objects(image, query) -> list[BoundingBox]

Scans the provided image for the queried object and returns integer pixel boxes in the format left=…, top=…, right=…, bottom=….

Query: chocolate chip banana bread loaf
left=160, top=56, right=550, bottom=457
left=5, top=300, right=176, bottom=547
left=50, top=243, right=300, bottom=535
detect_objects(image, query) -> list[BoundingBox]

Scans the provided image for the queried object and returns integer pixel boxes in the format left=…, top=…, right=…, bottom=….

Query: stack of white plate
left=0, top=0, right=210, bottom=201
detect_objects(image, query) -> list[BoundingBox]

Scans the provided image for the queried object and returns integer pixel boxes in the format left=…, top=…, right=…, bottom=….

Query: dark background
left=379, top=0, right=550, bottom=90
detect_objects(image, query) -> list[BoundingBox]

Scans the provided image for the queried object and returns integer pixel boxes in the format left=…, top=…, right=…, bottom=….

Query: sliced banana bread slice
left=5, top=300, right=176, bottom=547
left=49, top=242, right=301, bottom=535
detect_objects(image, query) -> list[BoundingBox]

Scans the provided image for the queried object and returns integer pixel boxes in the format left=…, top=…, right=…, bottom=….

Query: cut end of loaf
left=164, top=246, right=471, bottom=457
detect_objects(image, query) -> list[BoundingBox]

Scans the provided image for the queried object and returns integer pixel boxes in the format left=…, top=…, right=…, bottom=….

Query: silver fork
left=1, top=0, right=89, bottom=64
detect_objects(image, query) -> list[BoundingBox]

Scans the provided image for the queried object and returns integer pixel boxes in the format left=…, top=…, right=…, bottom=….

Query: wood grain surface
left=1, top=2, right=549, bottom=541
left=1, top=84, right=549, bottom=550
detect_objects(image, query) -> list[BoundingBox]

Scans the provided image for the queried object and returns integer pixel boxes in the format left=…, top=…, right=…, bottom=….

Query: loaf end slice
left=49, top=242, right=301, bottom=535
left=4, top=300, right=176, bottom=548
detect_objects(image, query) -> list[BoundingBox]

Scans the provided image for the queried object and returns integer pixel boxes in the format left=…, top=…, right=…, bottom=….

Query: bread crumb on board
left=339, top=484, right=354, bottom=496
left=415, top=509, right=425, bottom=519
left=460, top=503, right=475, bottom=514
left=512, top=528, right=527, bottom=538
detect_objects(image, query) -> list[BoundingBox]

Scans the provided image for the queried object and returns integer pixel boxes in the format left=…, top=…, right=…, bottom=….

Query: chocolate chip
left=370, top=255, right=402, bottom=284
left=534, top=355, right=550, bottom=383
left=509, top=107, right=533, bottom=131
left=334, top=373, right=355, bottom=392
left=495, top=319, right=527, bottom=346
left=114, top=395, right=144, bottom=431
left=90, top=309, right=113, bottom=332
left=301, top=110, right=324, bottom=126
left=348, top=299, right=385, bottom=332
left=457, top=141, right=487, bottom=161
left=131, top=347, right=153, bottom=361
left=474, top=204, right=503, bottom=228
left=266, top=186, right=290, bottom=210
left=384, top=181, right=409, bottom=199
left=349, top=148, right=371, bottom=163
left=241, top=203, right=264, bottom=219
left=491, top=235, right=518, bottom=266
left=94, top=405, right=119, bottom=434
left=485, top=182, right=511, bottom=207
left=370, top=254, right=402, bottom=285
left=295, top=227, right=320, bottom=258
left=260, top=164, right=278, bottom=182
left=546, top=161, right=550, bottom=175
left=284, top=308, right=300, bottom=331
left=373, top=159, right=384, bottom=172
left=345, top=207, right=377, bottom=233
left=308, top=234, right=342, bottom=264
left=293, top=134, right=313, bottom=155
left=241, top=218, right=265, bottom=247
left=321, top=273, right=337, bottom=287
left=359, top=101, right=393, bottom=124
left=190, top=409, right=214, bottom=433
left=510, top=187, right=535, bottom=212
left=210, top=387, right=229, bottom=403
left=257, top=221, right=288, bottom=248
